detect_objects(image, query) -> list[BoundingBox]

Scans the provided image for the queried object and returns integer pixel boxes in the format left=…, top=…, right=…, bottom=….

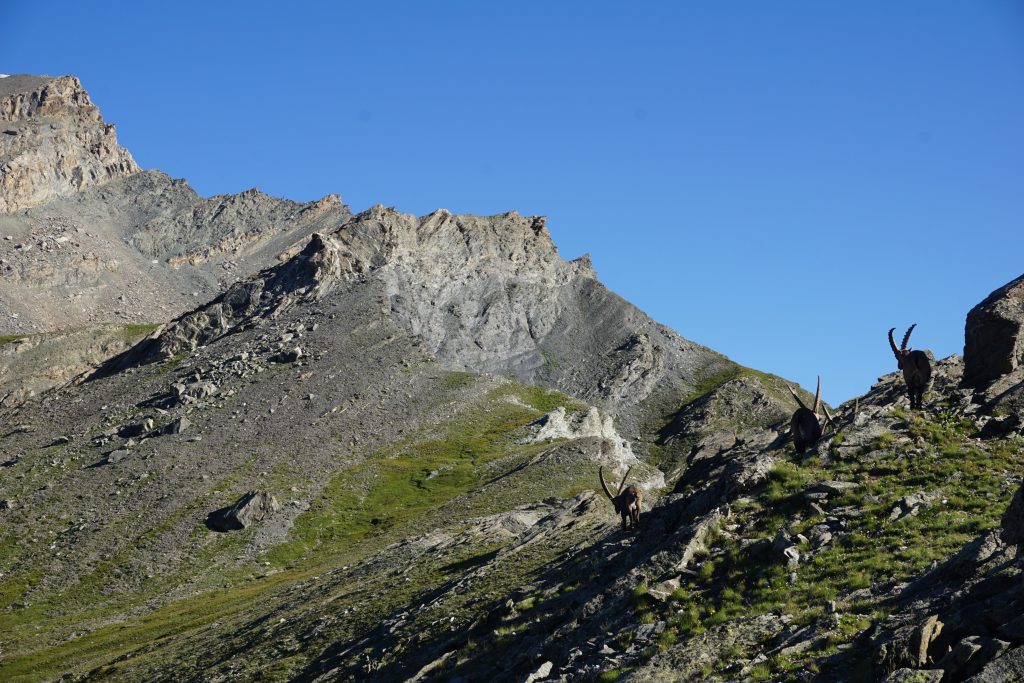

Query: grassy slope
left=627, top=408, right=1024, bottom=681
left=0, top=373, right=592, bottom=681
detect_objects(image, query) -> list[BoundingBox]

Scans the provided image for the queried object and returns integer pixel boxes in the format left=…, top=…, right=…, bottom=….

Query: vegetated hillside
left=0, top=213, right=795, bottom=682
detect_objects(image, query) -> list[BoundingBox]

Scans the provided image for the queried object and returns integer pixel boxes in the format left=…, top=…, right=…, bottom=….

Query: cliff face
left=0, top=75, right=140, bottom=212
left=110, top=205, right=741, bottom=441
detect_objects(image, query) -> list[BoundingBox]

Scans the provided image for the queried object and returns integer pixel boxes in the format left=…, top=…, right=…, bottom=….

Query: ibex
left=786, top=375, right=833, bottom=455
left=599, top=465, right=643, bottom=531
left=888, top=324, right=932, bottom=409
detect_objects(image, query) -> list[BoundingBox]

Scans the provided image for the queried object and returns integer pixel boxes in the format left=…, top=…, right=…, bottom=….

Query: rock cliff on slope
left=107, top=209, right=747, bottom=443
left=0, top=323, right=157, bottom=408
left=0, top=75, right=139, bottom=212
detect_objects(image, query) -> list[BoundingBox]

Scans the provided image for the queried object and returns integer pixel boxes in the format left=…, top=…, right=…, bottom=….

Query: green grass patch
left=0, top=334, right=29, bottom=346
left=120, top=323, right=161, bottom=338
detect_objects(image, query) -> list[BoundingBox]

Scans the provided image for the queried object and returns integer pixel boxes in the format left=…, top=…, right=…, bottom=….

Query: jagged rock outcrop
left=0, top=75, right=139, bottom=213
left=525, top=406, right=666, bottom=489
left=130, top=187, right=345, bottom=267
left=0, top=168, right=352, bottom=335
left=964, top=272, right=1024, bottom=388
left=112, top=232, right=363, bottom=365
left=104, top=204, right=737, bottom=435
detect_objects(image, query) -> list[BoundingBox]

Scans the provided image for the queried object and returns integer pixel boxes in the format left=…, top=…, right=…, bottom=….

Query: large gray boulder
left=206, top=491, right=280, bottom=532
left=964, top=273, right=1024, bottom=388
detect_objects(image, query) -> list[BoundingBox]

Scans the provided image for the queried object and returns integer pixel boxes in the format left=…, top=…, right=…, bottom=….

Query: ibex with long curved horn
left=786, top=375, right=833, bottom=456
left=599, top=465, right=643, bottom=531
left=888, top=324, right=932, bottom=409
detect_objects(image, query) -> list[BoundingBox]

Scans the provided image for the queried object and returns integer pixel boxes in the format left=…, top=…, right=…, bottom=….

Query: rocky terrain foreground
left=1, top=74, right=1023, bottom=682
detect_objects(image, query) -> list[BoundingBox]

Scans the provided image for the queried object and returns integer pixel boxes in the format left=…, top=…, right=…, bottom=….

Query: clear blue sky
left=4, top=1, right=1023, bottom=404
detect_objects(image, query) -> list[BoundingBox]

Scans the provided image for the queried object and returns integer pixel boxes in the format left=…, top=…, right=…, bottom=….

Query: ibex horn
left=786, top=384, right=807, bottom=411
left=617, top=467, right=632, bottom=495
left=598, top=466, right=615, bottom=501
left=821, top=403, right=835, bottom=429
left=888, top=327, right=901, bottom=359
left=901, top=324, right=917, bottom=352
left=813, top=375, right=821, bottom=415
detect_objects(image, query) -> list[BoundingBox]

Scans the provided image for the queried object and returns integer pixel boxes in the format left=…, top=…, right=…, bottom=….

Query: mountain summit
left=0, top=75, right=139, bottom=213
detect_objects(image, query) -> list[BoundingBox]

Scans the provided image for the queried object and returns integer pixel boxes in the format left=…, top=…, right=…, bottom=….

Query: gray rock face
left=0, top=75, right=140, bottom=213
left=0, top=170, right=351, bottom=335
left=964, top=273, right=1024, bottom=387
left=114, top=207, right=737, bottom=432
left=206, top=491, right=280, bottom=532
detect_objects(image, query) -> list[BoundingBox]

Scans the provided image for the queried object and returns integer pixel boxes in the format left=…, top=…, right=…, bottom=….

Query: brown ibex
left=888, top=324, right=932, bottom=409
left=599, top=465, right=643, bottom=531
left=786, top=375, right=834, bottom=455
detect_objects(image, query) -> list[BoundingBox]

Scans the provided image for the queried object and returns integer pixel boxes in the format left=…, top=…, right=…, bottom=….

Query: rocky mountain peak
left=1, top=75, right=101, bottom=122
left=0, top=74, right=140, bottom=213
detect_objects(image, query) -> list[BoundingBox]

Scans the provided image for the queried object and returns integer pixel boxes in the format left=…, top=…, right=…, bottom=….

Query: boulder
left=964, top=273, right=1024, bottom=387
left=105, top=449, right=129, bottom=464
left=525, top=661, right=553, bottom=683
left=890, top=491, right=939, bottom=522
left=979, top=414, right=1021, bottom=439
left=163, top=416, right=191, bottom=435
left=270, top=347, right=302, bottom=363
left=938, top=636, right=1009, bottom=681
left=647, top=577, right=681, bottom=601
left=909, top=615, right=944, bottom=667
left=965, top=646, right=1024, bottom=682
left=118, top=418, right=153, bottom=438
left=1001, top=484, right=1024, bottom=546
left=206, top=491, right=280, bottom=532
left=772, top=530, right=800, bottom=569
left=172, top=380, right=218, bottom=404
